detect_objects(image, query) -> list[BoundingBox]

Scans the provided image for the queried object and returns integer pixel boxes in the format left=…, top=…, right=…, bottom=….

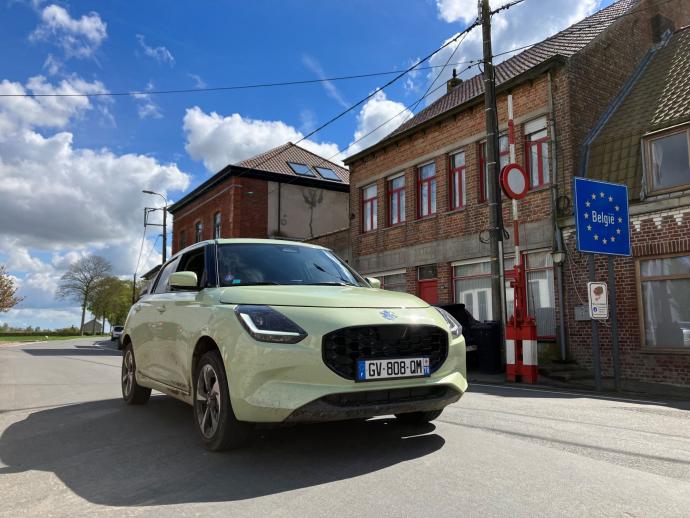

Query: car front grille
left=322, top=325, right=448, bottom=380
left=322, top=386, right=451, bottom=407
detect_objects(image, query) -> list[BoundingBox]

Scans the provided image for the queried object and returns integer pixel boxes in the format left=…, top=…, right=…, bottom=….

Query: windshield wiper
left=306, top=281, right=355, bottom=286
left=225, top=281, right=281, bottom=286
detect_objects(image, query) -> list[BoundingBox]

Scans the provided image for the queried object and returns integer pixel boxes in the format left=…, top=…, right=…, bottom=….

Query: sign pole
left=588, top=255, right=603, bottom=391
left=608, top=255, right=621, bottom=391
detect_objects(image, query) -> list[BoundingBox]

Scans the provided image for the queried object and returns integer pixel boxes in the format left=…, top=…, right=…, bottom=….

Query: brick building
left=168, top=143, right=350, bottom=254
left=562, top=25, right=690, bottom=386
left=343, top=0, right=690, bottom=383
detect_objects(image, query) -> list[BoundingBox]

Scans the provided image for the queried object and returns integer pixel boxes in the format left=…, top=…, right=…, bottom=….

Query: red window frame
left=417, top=164, right=436, bottom=218
left=526, top=131, right=550, bottom=189
left=387, top=175, right=405, bottom=226
left=449, top=152, right=466, bottom=210
left=479, top=138, right=509, bottom=202
left=361, top=184, right=377, bottom=233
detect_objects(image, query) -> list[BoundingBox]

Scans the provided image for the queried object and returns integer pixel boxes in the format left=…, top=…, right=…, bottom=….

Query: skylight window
left=287, top=162, right=316, bottom=177
left=315, top=167, right=342, bottom=181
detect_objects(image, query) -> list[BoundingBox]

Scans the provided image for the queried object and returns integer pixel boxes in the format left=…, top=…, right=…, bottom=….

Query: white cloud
left=43, top=53, right=61, bottom=75
left=302, top=55, right=349, bottom=109
left=183, top=106, right=341, bottom=172
left=131, top=82, right=162, bottom=119
left=346, top=90, right=413, bottom=157
left=426, top=0, right=601, bottom=104
left=136, top=34, right=174, bottom=65
left=188, top=73, right=206, bottom=89
left=0, top=75, right=190, bottom=326
left=29, top=4, right=107, bottom=59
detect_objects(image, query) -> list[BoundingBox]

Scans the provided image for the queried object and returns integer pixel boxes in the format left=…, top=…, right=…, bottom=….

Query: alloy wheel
left=122, top=350, right=134, bottom=397
left=196, top=364, right=221, bottom=438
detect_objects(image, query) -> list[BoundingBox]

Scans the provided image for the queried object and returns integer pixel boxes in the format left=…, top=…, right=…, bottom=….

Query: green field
left=0, top=335, right=105, bottom=343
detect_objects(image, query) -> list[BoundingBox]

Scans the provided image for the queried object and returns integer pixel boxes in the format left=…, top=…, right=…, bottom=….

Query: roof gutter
left=344, top=55, right=567, bottom=165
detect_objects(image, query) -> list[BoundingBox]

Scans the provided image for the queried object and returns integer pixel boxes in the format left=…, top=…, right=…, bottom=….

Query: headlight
left=234, top=305, right=307, bottom=344
left=434, top=307, right=463, bottom=339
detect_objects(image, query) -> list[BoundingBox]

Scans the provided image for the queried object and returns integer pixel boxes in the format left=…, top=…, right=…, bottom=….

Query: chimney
left=446, top=68, right=462, bottom=93
left=651, top=13, right=674, bottom=44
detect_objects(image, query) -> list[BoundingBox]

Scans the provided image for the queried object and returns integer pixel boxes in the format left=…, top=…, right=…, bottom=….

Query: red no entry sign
left=500, top=163, right=528, bottom=200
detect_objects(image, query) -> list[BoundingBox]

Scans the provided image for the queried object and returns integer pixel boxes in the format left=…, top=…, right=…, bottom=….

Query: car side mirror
left=169, top=271, right=198, bottom=290
left=366, top=277, right=381, bottom=289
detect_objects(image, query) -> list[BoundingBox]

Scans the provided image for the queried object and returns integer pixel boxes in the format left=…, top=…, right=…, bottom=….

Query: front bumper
left=285, top=385, right=462, bottom=422
left=220, top=306, right=468, bottom=423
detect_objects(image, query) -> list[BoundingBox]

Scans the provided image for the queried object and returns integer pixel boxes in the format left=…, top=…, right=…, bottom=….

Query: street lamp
left=142, top=190, right=168, bottom=263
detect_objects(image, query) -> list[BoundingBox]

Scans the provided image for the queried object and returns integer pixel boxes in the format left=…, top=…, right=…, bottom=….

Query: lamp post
left=142, top=190, right=168, bottom=263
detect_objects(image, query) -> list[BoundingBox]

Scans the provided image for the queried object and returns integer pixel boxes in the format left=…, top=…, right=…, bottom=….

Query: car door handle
left=157, top=306, right=167, bottom=314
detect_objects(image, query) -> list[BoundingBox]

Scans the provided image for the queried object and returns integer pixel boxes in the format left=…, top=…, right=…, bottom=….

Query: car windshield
left=217, top=243, right=367, bottom=287
left=113, top=326, right=124, bottom=331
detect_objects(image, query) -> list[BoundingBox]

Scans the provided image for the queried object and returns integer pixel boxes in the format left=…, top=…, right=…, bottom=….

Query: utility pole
left=142, top=190, right=168, bottom=263
left=479, top=0, right=508, bottom=331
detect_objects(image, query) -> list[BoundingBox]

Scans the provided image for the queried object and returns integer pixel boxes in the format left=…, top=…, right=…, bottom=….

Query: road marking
left=470, top=382, right=670, bottom=406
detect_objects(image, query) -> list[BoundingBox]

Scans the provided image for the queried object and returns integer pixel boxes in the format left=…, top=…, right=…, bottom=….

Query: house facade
left=169, top=143, right=350, bottom=255
left=562, top=25, right=690, bottom=386
left=344, top=0, right=690, bottom=382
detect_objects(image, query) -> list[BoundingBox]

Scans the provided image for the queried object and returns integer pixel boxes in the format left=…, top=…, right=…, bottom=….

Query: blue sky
left=0, top=0, right=613, bottom=329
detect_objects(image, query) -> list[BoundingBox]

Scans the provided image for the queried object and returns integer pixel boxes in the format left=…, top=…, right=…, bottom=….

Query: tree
left=56, top=255, right=112, bottom=335
left=0, top=265, right=23, bottom=312
left=88, top=276, right=133, bottom=332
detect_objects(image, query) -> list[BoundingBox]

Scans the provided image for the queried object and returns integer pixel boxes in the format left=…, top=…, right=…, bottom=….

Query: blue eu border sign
left=574, top=177, right=631, bottom=256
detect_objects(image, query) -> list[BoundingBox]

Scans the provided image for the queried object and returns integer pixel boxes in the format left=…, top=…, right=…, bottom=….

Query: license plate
left=356, top=357, right=430, bottom=382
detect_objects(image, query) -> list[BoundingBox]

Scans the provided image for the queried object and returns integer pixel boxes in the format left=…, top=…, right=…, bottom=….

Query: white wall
left=267, top=182, right=349, bottom=240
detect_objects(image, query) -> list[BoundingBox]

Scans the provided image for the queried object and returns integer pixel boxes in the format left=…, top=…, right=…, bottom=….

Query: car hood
left=218, top=285, right=429, bottom=308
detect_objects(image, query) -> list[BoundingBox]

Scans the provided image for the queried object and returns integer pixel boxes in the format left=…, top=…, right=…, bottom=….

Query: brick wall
left=348, top=75, right=554, bottom=264
left=562, top=207, right=690, bottom=386
left=171, top=176, right=268, bottom=254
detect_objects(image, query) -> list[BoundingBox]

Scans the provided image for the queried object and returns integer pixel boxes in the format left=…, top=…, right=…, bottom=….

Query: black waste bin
left=473, top=320, right=503, bottom=374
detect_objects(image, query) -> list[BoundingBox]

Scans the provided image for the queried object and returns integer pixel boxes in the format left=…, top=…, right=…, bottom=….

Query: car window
left=177, top=247, right=206, bottom=288
left=152, top=257, right=180, bottom=294
left=217, top=243, right=367, bottom=287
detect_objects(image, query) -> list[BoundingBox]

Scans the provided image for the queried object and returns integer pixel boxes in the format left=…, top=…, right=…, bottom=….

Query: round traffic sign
left=500, top=163, right=528, bottom=200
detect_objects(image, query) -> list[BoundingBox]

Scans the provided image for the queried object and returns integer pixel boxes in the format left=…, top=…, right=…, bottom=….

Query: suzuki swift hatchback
left=121, top=239, right=467, bottom=450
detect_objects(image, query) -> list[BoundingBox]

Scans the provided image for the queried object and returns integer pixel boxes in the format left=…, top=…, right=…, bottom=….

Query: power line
left=0, top=61, right=481, bottom=99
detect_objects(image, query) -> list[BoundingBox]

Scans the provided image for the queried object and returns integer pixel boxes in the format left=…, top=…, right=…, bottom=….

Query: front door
left=417, top=264, right=438, bottom=304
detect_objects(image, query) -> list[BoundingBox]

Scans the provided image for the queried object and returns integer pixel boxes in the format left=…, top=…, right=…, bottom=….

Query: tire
left=394, top=409, right=443, bottom=425
left=193, top=350, right=252, bottom=451
left=121, top=342, right=151, bottom=405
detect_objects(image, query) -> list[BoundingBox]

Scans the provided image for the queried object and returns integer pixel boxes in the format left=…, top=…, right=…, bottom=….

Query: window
left=453, top=259, right=513, bottom=322
left=287, top=162, right=316, bottom=177
left=180, top=230, right=187, bottom=250
left=638, top=254, right=690, bottom=348
left=177, top=246, right=206, bottom=289
left=452, top=252, right=555, bottom=337
left=152, top=257, right=181, bottom=294
left=646, top=126, right=690, bottom=193
left=387, top=174, right=405, bottom=226
left=375, top=271, right=407, bottom=292
left=449, top=151, right=466, bottom=210
left=526, top=117, right=550, bottom=188
left=418, top=264, right=437, bottom=280
left=479, top=136, right=509, bottom=202
left=213, top=212, right=221, bottom=239
left=362, top=183, right=377, bottom=232
left=195, top=221, right=203, bottom=243
left=315, top=166, right=342, bottom=181
left=417, top=163, right=436, bottom=218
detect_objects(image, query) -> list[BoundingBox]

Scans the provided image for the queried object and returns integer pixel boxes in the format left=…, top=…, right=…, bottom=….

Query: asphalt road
left=1, top=338, right=689, bottom=518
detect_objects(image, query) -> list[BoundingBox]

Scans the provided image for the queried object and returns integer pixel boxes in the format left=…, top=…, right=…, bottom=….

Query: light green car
left=121, top=239, right=467, bottom=450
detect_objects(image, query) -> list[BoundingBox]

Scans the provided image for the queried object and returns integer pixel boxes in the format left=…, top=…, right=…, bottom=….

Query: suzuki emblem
left=380, top=310, right=398, bottom=321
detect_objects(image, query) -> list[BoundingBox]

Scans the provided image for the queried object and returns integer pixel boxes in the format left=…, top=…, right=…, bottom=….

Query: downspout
left=547, top=71, right=569, bottom=362
left=277, top=182, right=282, bottom=237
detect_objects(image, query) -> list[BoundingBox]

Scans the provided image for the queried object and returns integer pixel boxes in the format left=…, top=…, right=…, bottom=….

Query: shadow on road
left=0, top=396, right=444, bottom=506
left=21, top=347, right=121, bottom=357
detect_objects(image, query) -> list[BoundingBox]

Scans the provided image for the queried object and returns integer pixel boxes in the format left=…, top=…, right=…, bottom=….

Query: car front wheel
left=193, top=351, right=252, bottom=451
left=121, top=343, right=151, bottom=405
